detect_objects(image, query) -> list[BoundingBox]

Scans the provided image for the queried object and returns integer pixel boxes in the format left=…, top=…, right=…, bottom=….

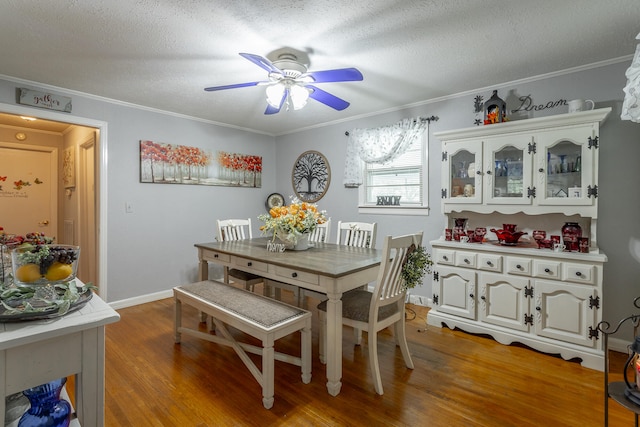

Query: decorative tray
left=0, top=281, right=94, bottom=322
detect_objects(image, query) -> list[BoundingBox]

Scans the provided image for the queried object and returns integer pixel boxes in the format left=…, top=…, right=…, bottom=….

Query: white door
left=0, top=144, right=57, bottom=237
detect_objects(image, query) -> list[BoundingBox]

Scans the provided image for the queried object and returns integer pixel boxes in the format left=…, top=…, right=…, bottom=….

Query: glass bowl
left=11, top=245, right=80, bottom=286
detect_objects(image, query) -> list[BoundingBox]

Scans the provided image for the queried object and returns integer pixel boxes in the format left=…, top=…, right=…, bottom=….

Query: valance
left=343, top=118, right=428, bottom=187
left=621, top=32, right=640, bottom=123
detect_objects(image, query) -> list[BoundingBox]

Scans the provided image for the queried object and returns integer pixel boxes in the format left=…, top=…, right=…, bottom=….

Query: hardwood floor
left=102, top=288, right=632, bottom=426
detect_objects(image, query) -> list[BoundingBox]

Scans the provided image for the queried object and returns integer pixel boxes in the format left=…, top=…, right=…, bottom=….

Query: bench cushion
left=178, top=281, right=306, bottom=329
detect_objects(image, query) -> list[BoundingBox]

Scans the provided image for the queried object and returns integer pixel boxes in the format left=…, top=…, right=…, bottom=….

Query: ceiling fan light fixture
left=266, top=83, right=286, bottom=108
left=289, top=84, right=310, bottom=110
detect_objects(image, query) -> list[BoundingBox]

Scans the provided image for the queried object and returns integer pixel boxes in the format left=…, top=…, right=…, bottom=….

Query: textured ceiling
left=0, top=0, right=639, bottom=136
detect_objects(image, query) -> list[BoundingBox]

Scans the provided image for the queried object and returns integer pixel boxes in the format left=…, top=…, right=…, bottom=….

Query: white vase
left=292, top=233, right=309, bottom=251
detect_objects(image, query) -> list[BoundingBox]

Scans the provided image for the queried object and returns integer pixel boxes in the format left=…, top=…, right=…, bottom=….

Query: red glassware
left=578, top=237, right=589, bottom=253
left=561, top=222, right=582, bottom=251
left=491, top=228, right=528, bottom=246
left=503, top=224, right=518, bottom=232
left=532, top=230, right=546, bottom=241
left=444, top=228, right=452, bottom=241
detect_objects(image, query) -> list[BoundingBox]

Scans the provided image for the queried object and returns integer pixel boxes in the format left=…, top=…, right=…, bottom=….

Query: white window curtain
left=622, top=32, right=640, bottom=123
left=343, top=117, right=428, bottom=187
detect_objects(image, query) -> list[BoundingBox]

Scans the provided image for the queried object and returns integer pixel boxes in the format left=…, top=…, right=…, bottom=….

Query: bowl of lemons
left=11, top=245, right=80, bottom=286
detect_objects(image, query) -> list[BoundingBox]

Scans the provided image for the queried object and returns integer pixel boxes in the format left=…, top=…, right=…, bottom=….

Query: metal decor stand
left=597, top=296, right=640, bottom=427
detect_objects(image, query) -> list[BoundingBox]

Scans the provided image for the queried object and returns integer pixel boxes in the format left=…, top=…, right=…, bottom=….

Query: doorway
left=0, top=104, right=108, bottom=299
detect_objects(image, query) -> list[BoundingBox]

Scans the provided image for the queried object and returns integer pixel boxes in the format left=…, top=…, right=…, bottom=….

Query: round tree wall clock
left=292, top=150, right=331, bottom=203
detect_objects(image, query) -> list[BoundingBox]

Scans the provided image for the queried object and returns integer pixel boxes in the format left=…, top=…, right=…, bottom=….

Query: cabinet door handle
left=486, top=261, right=493, bottom=266
left=214, top=254, right=219, bottom=258
left=516, top=264, right=522, bottom=269
left=464, top=258, right=470, bottom=264
left=480, top=295, right=486, bottom=300
left=538, top=168, right=544, bottom=173
left=443, top=255, right=448, bottom=261
left=575, top=271, right=582, bottom=277
left=536, top=306, right=541, bottom=311
left=247, top=262, right=253, bottom=266
left=469, top=293, right=474, bottom=298
left=486, top=170, right=492, bottom=175
left=544, top=268, right=551, bottom=273
left=476, top=170, right=482, bottom=175
left=292, top=272, right=298, bottom=278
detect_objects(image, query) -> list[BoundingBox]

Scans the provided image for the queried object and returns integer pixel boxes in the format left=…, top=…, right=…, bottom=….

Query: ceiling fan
left=204, top=51, right=363, bottom=115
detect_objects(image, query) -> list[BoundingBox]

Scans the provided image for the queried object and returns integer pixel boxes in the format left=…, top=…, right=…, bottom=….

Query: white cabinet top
left=435, top=108, right=611, bottom=141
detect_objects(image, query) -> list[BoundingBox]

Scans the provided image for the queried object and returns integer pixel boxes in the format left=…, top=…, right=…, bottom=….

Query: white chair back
left=371, top=232, right=424, bottom=309
left=217, top=218, right=253, bottom=242
left=309, top=218, right=331, bottom=243
left=336, top=221, right=377, bottom=248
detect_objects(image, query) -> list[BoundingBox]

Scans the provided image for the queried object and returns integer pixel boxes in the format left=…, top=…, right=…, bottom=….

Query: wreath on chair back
left=401, top=244, right=432, bottom=289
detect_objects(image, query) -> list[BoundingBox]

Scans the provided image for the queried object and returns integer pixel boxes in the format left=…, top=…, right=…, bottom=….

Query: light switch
left=125, top=202, right=134, bottom=213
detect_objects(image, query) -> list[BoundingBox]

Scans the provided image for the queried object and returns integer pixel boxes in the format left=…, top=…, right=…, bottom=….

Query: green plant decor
left=401, top=244, right=433, bottom=289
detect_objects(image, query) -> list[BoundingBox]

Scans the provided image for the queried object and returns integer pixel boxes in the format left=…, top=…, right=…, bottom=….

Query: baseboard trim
left=109, top=289, right=173, bottom=310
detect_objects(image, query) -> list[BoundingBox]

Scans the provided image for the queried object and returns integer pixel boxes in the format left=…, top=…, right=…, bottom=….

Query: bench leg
left=262, top=338, right=275, bottom=410
left=301, top=320, right=312, bottom=384
left=174, top=295, right=182, bottom=343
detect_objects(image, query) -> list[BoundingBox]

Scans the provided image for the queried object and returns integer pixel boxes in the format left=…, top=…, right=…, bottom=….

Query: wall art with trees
left=139, top=140, right=262, bottom=187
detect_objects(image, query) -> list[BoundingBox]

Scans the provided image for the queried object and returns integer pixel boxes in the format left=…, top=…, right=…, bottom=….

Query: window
left=359, top=132, right=429, bottom=215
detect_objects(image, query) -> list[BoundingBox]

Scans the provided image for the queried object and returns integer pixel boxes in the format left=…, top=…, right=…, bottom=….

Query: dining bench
left=173, top=280, right=312, bottom=409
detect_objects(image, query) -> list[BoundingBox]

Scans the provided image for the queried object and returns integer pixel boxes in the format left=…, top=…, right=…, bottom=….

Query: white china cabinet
left=429, top=108, right=611, bottom=370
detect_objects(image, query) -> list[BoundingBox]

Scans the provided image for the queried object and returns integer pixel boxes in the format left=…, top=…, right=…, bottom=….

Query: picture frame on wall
left=291, top=150, right=330, bottom=203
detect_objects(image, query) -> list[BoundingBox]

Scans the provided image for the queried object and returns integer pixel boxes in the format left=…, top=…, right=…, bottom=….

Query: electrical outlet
left=125, top=202, right=134, bottom=213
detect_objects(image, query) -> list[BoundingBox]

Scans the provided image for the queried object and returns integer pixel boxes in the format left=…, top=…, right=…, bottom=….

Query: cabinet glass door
left=443, top=141, right=482, bottom=204
left=484, top=135, right=533, bottom=205
left=536, top=127, right=595, bottom=206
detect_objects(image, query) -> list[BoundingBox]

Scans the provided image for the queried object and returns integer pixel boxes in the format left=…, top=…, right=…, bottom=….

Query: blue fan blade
left=204, top=81, right=265, bottom=91
left=239, top=53, right=282, bottom=74
left=264, top=89, right=287, bottom=115
left=306, top=68, right=363, bottom=83
left=307, top=85, right=350, bottom=110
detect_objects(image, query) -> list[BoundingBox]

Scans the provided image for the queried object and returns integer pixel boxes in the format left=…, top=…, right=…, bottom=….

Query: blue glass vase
left=18, top=378, right=71, bottom=427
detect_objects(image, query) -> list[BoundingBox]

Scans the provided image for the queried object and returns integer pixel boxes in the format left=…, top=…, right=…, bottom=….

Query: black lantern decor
left=484, top=90, right=507, bottom=125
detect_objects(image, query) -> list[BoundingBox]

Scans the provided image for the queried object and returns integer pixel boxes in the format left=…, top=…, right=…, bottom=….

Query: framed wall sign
left=291, top=150, right=330, bottom=203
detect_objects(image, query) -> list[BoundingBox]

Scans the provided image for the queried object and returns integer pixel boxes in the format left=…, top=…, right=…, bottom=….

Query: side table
left=0, top=292, right=119, bottom=426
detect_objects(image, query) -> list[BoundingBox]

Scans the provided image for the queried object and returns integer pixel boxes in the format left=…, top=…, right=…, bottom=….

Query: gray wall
left=0, top=59, right=638, bottom=329
left=0, top=80, right=276, bottom=302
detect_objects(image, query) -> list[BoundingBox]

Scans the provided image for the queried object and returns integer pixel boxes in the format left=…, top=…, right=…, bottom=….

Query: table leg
left=325, top=291, right=342, bottom=396
left=198, top=257, right=209, bottom=281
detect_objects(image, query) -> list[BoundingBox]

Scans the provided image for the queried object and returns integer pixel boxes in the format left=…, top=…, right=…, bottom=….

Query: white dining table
left=195, top=237, right=382, bottom=396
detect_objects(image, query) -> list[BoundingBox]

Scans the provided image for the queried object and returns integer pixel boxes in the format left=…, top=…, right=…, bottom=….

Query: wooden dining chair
left=216, top=218, right=264, bottom=293
left=317, top=231, right=423, bottom=395
left=309, top=218, right=331, bottom=245
left=336, top=221, right=377, bottom=249
left=298, top=218, right=332, bottom=307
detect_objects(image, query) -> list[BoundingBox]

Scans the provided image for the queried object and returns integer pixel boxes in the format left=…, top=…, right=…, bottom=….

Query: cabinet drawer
left=435, top=248, right=455, bottom=265
left=506, top=257, right=532, bottom=276
left=478, top=253, right=502, bottom=272
left=564, top=263, right=595, bottom=285
left=533, top=260, right=561, bottom=279
left=455, top=251, right=477, bottom=268
left=205, top=251, right=230, bottom=263
left=234, top=257, right=269, bottom=273
left=274, top=266, right=319, bottom=285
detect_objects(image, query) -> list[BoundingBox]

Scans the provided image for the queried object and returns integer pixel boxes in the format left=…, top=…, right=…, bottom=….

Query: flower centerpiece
left=258, top=197, right=327, bottom=250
